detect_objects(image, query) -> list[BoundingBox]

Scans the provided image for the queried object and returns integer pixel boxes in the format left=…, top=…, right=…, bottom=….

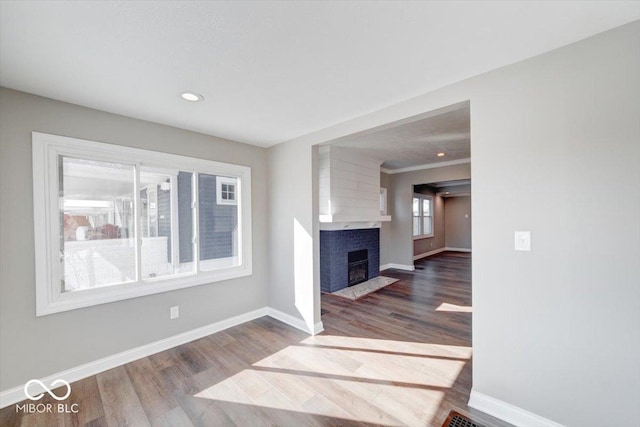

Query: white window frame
left=413, top=193, right=434, bottom=239
left=216, top=176, right=238, bottom=205
left=32, top=132, right=252, bottom=316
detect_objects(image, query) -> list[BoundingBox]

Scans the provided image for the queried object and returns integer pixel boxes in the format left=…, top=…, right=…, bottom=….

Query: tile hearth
left=329, top=276, right=399, bottom=300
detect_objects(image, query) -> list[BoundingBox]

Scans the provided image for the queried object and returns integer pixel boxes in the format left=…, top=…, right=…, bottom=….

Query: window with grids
left=33, top=132, right=252, bottom=316
left=217, top=176, right=237, bottom=205
left=412, top=194, right=434, bottom=238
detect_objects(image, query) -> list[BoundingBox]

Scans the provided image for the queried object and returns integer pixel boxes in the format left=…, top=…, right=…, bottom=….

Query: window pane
left=423, top=217, right=433, bottom=236
left=177, top=172, right=195, bottom=271
left=60, top=156, right=135, bottom=292
left=423, top=199, right=431, bottom=216
left=413, top=198, right=420, bottom=216
left=199, top=174, right=240, bottom=270
left=140, top=168, right=195, bottom=279
left=413, top=217, right=420, bottom=236
left=216, top=177, right=238, bottom=205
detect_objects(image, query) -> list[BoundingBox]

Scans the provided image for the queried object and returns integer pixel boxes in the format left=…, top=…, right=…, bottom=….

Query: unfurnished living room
left=0, top=2, right=639, bottom=427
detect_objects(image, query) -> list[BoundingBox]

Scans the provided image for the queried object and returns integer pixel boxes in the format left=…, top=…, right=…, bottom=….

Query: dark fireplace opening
left=347, top=249, right=368, bottom=287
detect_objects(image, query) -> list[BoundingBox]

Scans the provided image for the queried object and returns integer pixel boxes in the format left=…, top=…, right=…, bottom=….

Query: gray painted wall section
left=267, top=22, right=640, bottom=426
left=266, top=142, right=320, bottom=333
left=444, top=196, right=471, bottom=249
left=0, top=88, right=268, bottom=390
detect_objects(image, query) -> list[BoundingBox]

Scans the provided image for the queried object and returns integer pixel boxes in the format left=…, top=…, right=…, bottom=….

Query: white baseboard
left=413, top=247, right=446, bottom=260
left=468, top=390, right=565, bottom=427
left=0, top=306, right=324, bottom=409
left=413, top=247, right=471, bottom=261
left=266, top=307, right=323, bottom=336
left=313, top=321, right=325, bottom=335
left=380, top=263, right=415, bottom=271
left=382, top=248, right=472, bottom=271
left=0, top=306, right=268, bottom=408
left=445, top=246, right=472, bottom=252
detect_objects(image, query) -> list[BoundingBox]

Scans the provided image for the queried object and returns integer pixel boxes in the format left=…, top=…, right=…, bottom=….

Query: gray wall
left=266, top=142, right=321, bottom=333
left=413, top=186, right=446, bottom=258
left=444, top=196, right=471, bottom=249
left=0, top=88, right=269, bottom=390
left=267, top=22, right=640, bottom=426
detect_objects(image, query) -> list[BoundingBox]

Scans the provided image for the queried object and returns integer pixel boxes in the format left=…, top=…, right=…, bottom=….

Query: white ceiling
left=1, top=2, right=639, bottom=147
left=332, top=103, right=470, bottom=170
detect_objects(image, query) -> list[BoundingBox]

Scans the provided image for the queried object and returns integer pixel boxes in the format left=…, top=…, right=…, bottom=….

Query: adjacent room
left=1, top=2, right=639, bottom=427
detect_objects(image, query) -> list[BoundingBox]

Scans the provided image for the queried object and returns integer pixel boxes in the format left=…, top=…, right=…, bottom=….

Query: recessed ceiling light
left=181, top=92, right=204, bottom=102
left=437, top=152, right=446, bottom=157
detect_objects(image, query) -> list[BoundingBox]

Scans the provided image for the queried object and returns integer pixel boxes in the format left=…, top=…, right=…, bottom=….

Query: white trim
left=32, top=132, right=253, bottom=316
left=440, top=192, right=471, bottom=198
left=444, top=247, right=472, bottom=252
left=0, top=306, right=325, bottom=409
left=0, top=307, right=268, bottom=409
left=381, top=157, right=471, bottom=175
left=319, top=214, right=391, bottom=223
left=312, top=321, right=325, bottom=335
left=266, top=307, right=324, bottom=336
left=380, top=263, right=415, bottom=271
left=468, top=390, right=565, bottom=427
left=414, top=247, right=471, bottom=260
left=413, top=247, right=446, bottom=260
left=319, top=221, right=382, bottom=231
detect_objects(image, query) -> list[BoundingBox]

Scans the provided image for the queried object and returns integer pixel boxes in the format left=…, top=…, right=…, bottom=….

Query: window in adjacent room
left=413, top=194, right=434, bottom=238
left=379, top=187, right=388, bottom=215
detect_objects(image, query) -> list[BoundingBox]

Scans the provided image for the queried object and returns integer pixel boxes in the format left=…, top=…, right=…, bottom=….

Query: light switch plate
left=170, top=306, right=179, bottom=319
left=514, top=231, right=531, bottom=251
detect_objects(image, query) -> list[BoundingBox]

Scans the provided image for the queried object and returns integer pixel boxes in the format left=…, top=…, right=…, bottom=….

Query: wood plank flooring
left=0, top=252, right=512, bottom=426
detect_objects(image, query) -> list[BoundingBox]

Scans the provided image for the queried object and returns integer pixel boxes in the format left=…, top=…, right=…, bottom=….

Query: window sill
left=37, top=264, right=252, bottom=317
left=413, top=234, right=435, bottom=241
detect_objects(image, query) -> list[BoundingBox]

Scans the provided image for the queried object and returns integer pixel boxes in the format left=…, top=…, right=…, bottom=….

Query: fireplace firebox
left=347, top=249, right=369, bottom=287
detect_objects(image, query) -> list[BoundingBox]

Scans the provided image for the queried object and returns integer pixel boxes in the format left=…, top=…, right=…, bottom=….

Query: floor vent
left=442, top=411, right=485, bottom=427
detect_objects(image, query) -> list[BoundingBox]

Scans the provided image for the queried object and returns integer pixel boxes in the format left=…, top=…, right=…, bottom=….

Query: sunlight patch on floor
left=194, top=368, right=445, bottom=426
left=436, top=302, right=472, bottom=312
left=252, top=345, right=466, bottom=388
left=300, top=334, right=473, bottom=359
left=193, top=335, right=470, bottom=425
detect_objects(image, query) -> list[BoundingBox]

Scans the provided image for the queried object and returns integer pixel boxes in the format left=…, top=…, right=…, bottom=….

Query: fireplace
left=348, top=250, right=368, bottom=287
left=320, top=228, right=379, bottom=293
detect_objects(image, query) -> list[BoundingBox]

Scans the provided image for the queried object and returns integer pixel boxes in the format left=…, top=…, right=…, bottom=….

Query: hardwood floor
left=0, top=251, right=512, bottom=426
